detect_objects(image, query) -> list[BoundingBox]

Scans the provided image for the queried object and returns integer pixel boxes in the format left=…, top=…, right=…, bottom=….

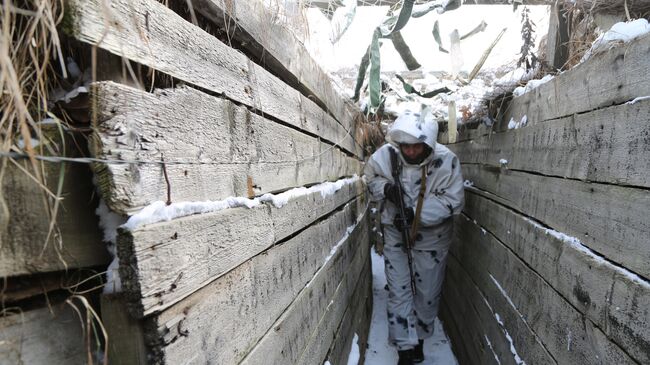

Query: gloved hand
left=393, top=208, right=415, bottom=232
left=383, top=183, right=402, bottom=206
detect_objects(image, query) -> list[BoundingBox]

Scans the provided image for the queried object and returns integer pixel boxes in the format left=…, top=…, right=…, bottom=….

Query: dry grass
left=0, top=0, right=69, bottom=261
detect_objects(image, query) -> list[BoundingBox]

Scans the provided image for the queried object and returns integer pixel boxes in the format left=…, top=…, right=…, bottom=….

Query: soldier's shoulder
left=434, top=144, right=457, bottom=159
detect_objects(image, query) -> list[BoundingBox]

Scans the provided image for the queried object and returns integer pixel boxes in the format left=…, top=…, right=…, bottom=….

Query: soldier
left=365, top=111, right=465, bottom=364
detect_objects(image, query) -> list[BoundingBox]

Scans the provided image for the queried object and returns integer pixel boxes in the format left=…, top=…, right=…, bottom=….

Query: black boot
left=397, top=349, right=414, bottom=365
left=413, top=339, right=424, bottom=363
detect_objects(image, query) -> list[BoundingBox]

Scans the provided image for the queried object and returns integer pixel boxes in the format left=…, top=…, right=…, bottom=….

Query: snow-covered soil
left=363, top=249, right=458, bottom=365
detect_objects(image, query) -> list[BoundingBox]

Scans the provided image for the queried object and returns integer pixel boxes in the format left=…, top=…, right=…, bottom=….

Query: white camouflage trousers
left=382, top=224, right=451, bottom=350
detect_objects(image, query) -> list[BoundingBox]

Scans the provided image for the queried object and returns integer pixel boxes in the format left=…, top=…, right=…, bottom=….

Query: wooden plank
left=101, top=294, right=148, bottom=365
left=303, top=247, right=371, bottom=365
left=461, top=164, right=650, bottom=279
left=92, top=81, right=361, bottom=214
left=0, top=132, right=108, bottom=277
left=0, top=304, right=85, bottom=364
left=463, top=190, right=650, bottom=364
left=188, top=0, right=358, bottom=133
left=502, top=34, right=650, bottom=129
left=118, top=179, right=364, bottom=317
left=447, top=250, right=555, bottom=365
left=240, top=213, right=369, bottom=365
left=452, top=215, right=636, bottom=364
left=450, top=99, right=650, bottom=187
left=326, top=260, right=372, bottom=365
left=439, top=298, right=469, bottom=365
left=145, top=199, right=363, bottom=364
left=68, top=0, right=360, bottom=158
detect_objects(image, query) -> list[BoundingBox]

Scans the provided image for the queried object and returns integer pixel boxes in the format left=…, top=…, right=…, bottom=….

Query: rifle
left=389, top=148, right=417, bottom=296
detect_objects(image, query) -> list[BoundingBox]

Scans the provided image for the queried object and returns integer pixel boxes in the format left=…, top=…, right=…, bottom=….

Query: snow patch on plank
left=123, top=175, right=360, bottom=230
left=485, top=335, right=502, bottom=365
left=522, top=217, right=650, bottom=290
left=347, top=333, right=360, bottom=365
left=582, top=19, right=650, bottom=63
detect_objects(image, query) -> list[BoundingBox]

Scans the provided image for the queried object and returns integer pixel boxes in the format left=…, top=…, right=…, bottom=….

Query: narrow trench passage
left=364, top=249, right=458, bottom=365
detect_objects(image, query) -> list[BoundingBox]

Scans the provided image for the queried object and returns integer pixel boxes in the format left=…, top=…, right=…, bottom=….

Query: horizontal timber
left=117, top=179, right=364, bottom=317
left=92, top=82, right=361, bottom=214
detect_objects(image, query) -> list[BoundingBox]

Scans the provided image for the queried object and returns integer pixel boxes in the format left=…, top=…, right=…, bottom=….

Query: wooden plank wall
left=63, top=0, right=371, bottom=364
left=440, top=34, right=650, bottom=365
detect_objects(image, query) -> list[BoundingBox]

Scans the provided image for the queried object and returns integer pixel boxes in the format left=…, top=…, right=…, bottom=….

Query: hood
left=386, top=110, right=438, bottom=150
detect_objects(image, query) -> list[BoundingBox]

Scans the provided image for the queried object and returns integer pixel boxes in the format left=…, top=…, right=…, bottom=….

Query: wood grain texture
left=461, top=164, right=650, bottom=279
left=188, top=0, right=359, bottom=133
left=118, top=179, right=363, bottom=317
left=326, top=260, right=372, bottom=365
left=92, top=82, right=361, bottom=214
left=452, top=215, right=635, bottom=365
left=68, top=0, right=360, bottom=157
left=295, top=227, right=371, bottom=365
left=444, top=252, right=555, bottom=365
left=240, top=214, right=369, bottom=365
left=0, top=133, right=108, bottom=277
left=144, top=199, right=364, bottom=364
left=0, top=304, right=85, bottom=364
left=450, top=99, right=650, bottom=187
left=502, top=34, right=650, bottom=129
left=463, top=190, right=650, bottom=364
left=102, top=294, right=148, bottom=365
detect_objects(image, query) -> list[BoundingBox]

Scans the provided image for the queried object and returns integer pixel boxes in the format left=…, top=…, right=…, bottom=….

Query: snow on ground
left=364, top=249, right=457, bottom=365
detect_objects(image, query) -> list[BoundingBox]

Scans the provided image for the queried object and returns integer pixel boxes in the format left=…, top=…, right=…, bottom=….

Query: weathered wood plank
left=451, top=99, right=650, bottom=187
left=118, top=179, right=363, bottom=317
left=326, top=260, right=372, bottom=365
left=461, top=164, right=650, bottom=279
left=439, top=298, right=469, bottom=365
left=502, top=34, right=650, bottom=129
left=68, top=0, right=360, bottom=157
left=0, top=134, right=108, bottom=277
left=443, top=255, right=556, bottom=365
left=187, top=0, right=358, bottom=133
left=240, top=213, right=369, bottom=365
left=92, top=81, right=361, bottom=214
left=463, top=190, right=650, bottom=364
left=145, top=199, right=363, bottom=364
left=101, top=294, right=148, bottom=365
left=452, top=215, right=635, bottom=364
left=0, top=304, right=85, bottom=364
left=300, top=247, right=371, bottom=365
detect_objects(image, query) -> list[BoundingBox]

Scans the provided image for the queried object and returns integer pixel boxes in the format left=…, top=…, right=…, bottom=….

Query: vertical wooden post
left=545, top=3, right=569, bottom=70
left=448, top=101, right=457, bottom=144
left=101, top=294, right=148, bottom=365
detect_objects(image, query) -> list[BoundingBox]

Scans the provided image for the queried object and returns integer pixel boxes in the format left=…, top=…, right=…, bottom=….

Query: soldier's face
left=400, top=143, right=426, bottom=160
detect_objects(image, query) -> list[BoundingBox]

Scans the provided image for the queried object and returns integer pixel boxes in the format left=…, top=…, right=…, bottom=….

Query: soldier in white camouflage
left=365, top=111, right=465, bottom=365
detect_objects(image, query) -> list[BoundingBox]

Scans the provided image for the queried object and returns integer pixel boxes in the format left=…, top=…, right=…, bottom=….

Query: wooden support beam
left=146, top=200, right=365, bottom=364
left=240, top=213, right=369, bottom=365
left=452, top=215, right=635, bottom=364
left=0, top=304, right=85, bottom=364
left=92, top=82, right=360, bottom=214
left=461, top=164, right=650, bottom=280
left=502, top=34, right=650, bottom=130
left=187, top=0, right=360, bottom=136
left=118, top=179, right=364, bottom=317
left=68, top=0, right=362, bottom=164
left=443, top=253, right=555, bottom=365
left=0, top=129, right=108, bottom=277
left=463, top=190, right=650, bottom=364
left=449, top=98, right=650, bottom=188
left=102, top=294, right=148, bottom=365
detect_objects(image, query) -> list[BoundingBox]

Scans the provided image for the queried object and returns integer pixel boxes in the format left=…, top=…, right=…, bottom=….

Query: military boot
left=397, top=349, right=414, bottom=365
left=413, top=339, right=424, bottom=363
